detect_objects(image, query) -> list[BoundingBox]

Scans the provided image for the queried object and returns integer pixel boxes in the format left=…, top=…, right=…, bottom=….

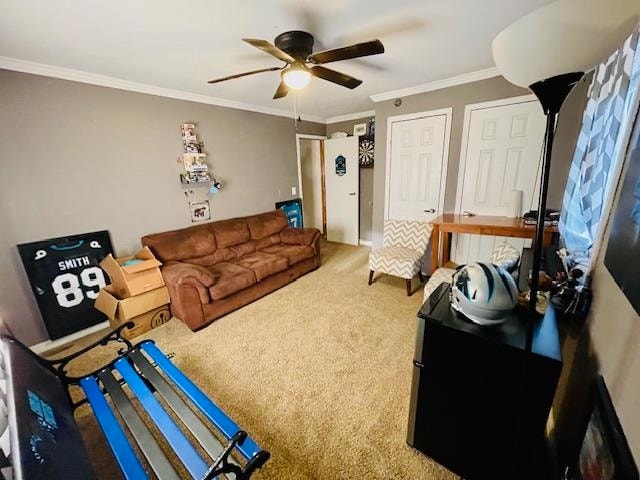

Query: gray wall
left=326, top=116, right=374, bottom=242
left=584, top=127, right=640, bottom=462
left=552, top=131, right=640, bottom=464
left=588, top=231, right=640, bottom=464
left=371, top=75, right=588, bottom=247
left=0, top=69, right=324, bottom=346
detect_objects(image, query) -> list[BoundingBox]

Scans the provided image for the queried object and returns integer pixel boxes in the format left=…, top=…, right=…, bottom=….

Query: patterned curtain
left=559, top=25, right=640, bottom=269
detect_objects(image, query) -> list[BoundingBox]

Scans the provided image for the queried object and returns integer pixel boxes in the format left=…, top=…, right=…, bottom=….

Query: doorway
left=296, top=134, right=326, bottom=234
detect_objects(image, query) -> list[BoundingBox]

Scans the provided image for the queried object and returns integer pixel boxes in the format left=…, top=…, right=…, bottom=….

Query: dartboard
left=359, top=136, right=374, bottom=167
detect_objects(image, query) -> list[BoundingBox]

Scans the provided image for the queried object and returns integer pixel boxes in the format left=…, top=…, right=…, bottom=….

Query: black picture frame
left=568, top=375, right=638, bottom=480
left=17, top=231, right=114, bottom=339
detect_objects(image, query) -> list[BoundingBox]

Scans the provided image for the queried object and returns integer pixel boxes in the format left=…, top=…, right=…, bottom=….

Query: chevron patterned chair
left=368, top=219, right=434, bottom=296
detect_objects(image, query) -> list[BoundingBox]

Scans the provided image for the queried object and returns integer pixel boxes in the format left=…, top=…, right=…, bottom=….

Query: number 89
left=52, top=267, right=106, bottom=308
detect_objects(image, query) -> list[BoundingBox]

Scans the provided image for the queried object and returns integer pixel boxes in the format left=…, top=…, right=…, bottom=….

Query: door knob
left=423, top=208, right=435, bottom=213
left=348, top=192, right=357, bottom=196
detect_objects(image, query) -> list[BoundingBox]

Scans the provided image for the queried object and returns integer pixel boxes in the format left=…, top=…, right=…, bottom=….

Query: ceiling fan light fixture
left=282, top=67, right=311, bottom=90
left=207, top=31, right=384, bottom=99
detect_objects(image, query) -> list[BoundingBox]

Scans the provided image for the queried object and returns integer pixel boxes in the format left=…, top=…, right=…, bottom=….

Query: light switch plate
left=291, top=186, right=297, bottom=196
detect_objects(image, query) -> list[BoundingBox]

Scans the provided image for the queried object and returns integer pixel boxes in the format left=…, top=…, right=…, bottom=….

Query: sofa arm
left=280, top=227, right=320, bottom=247
left=162, top=261, right=216, bottom=305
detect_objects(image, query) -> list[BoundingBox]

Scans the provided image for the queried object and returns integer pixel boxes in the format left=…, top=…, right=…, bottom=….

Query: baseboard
left=359, top=239, right=372, bottom=246
left=30, top=321, right=110, bottom=355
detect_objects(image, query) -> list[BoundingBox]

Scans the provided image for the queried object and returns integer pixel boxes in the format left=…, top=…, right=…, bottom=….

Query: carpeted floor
left=70, top=241, right=458, bottom=479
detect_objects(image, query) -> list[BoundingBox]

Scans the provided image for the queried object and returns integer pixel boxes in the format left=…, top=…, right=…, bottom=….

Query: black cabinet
left=407, top=283, right=562, bottom=479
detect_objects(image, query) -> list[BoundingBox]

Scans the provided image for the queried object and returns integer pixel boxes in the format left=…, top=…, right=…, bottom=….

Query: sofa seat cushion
left=261, top=244, right=314, bottom=266
left=233, top=252, right=288, bottom=281
left=207, top=262, right=257, bottom=301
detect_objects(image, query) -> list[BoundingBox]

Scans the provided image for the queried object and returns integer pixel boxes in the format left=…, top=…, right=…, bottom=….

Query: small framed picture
left=567, top=375, right=638, bottom=480
left=182, top=153, right=208, bottom=172
left=189, top=200, right=210, bottom=222
left=354, top=123, right=367, bottom=136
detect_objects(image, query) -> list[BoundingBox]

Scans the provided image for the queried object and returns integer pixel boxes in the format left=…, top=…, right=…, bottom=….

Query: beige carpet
left=70, top=241, right=458, bottom=479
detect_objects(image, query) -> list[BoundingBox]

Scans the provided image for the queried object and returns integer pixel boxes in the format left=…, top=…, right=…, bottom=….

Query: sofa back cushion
left=211, top=218, right=251, bottom=248
left=141, top=210, right=286, bottom=264
left=142, top=224, right=217, bottom=262
left=246, top=210, right=288, bottom=240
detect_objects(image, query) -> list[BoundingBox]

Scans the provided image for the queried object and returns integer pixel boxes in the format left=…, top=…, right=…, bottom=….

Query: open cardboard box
left=100, top=246, right=165, bottom=298
left=94, top=285, right=170, bottom=339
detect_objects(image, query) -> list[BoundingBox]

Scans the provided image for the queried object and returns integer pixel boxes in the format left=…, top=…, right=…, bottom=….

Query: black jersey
left=18, top=231, right=113, bottom=340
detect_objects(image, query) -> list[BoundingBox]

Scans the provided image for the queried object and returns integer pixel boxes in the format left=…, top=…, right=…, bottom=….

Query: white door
left=324, top=137, right=359, bottom=245
left=299, top=138, right=324, bottom=231
left=386, top=110, right=451, bottom=223
left=452, top=97, right=546, bottom=264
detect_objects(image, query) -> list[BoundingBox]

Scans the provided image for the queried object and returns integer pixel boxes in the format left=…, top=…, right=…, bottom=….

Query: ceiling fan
left=207, top=31, right=384, bottom=99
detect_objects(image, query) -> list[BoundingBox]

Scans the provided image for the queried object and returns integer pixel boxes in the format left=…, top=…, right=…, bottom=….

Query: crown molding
left=369, top=67, right=501, bottom=103
left=0, top=56, right=328, bottom=124
left=325, top=110, right=376, bottom=124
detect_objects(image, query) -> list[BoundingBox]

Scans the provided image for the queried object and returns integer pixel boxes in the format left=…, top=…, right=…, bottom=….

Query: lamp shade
left=493, top=0, right=640, bottom=87
left=282, top=67, right=311, bottom=90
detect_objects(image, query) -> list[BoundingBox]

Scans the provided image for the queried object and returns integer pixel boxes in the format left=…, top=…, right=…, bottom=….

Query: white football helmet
left=450, top=262, right=518, bottom=326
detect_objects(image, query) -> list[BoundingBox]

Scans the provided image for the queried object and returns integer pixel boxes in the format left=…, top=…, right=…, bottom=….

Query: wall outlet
left=278, top=189, right=282, bottom=197
left=291, top=186, right=297, bottom=196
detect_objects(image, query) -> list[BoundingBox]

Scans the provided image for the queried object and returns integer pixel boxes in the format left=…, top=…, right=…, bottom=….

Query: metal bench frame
left=19, top=322, right=270, bottom=480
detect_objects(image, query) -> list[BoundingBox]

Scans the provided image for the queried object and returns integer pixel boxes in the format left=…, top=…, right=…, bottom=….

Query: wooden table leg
left=442, top=232, right=451, bottom=266
left=431, top=224, right=440, bottom=274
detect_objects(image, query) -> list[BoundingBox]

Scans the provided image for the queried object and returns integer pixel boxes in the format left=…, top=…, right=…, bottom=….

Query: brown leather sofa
left=141, top=210, right=321, bottom=330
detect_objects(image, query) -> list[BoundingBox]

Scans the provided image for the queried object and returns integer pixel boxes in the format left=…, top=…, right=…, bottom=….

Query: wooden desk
left=430, top=214, right=558, bottom=272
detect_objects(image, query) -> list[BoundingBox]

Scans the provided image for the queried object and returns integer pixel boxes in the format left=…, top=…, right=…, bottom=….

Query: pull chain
left=293, top=92, right=299, bottom=131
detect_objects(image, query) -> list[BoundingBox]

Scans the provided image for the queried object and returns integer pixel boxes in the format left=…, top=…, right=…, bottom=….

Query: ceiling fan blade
left=307, top=39, right=384, bottom=65
left=311, top=66, right=362, bottom=89
left=273, top=80, right=289, bottom=99
left=242, top=38, right=295, bottom=64
left=208, top=66, right=281, bottom=84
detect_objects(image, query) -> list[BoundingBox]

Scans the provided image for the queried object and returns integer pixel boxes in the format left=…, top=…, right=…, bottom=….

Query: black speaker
left=407, top=284, right=562, bottom=479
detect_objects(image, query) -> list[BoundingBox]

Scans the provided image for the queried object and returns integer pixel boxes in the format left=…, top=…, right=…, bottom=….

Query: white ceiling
left=0, top=0, right=553, bottom=121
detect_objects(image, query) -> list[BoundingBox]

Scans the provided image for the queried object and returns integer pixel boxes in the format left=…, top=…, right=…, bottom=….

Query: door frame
left=296, top=133, right=327, bottom=234
left=384, top=108, right=453, bottom=220
left=454, top=94, right=538, bottom=213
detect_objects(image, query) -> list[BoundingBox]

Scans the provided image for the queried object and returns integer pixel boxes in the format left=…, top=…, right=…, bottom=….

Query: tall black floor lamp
left=526, top=72, right=583, bottom=343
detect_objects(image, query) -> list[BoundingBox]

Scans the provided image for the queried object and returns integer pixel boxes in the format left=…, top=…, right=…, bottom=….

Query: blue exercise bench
left=0, top=322, right=269, bottom=479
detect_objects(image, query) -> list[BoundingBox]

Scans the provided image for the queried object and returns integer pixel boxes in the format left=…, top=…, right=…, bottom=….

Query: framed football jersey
left=18, top=231, right=114, bottom=340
